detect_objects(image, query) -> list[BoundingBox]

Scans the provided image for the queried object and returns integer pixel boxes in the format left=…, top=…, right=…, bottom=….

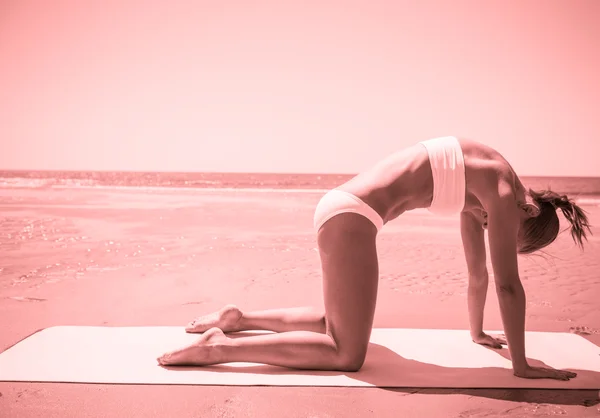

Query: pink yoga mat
left=0, top=327, right=598, bottom=388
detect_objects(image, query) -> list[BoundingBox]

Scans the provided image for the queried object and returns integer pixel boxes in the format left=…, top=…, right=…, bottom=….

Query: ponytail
left=529, top=189, right=592, bottom=250
left=551, top=194, right=592, bottom=249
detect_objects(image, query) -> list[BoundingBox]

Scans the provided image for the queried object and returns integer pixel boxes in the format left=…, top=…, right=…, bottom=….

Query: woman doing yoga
left=157, top=136, right=591, bottom=381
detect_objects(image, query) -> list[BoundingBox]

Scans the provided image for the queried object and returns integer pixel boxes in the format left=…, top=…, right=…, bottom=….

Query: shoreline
left=2, top=184, right=600, bottom=208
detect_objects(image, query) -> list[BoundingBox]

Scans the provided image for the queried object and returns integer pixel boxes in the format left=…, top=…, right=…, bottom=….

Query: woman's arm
left=460, top=212, right=489, bottom=339
left=484, top=183, right=528, bottom=372
left=483, top=181, right=576, bottom=380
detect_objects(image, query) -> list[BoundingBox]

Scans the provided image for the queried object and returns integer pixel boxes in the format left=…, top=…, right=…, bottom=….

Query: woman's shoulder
left=459, top=138, right=518, bottom=204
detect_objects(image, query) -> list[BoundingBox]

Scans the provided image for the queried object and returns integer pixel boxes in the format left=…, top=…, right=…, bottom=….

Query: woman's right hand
left=514, top=365, right=577, bottom=381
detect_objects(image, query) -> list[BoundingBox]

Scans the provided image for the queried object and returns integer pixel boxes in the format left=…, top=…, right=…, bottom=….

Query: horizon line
left=0, top=168, right=599, bottom=179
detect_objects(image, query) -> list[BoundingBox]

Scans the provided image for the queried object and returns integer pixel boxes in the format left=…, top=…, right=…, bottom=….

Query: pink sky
left=1, top=0, right=599, bottom=176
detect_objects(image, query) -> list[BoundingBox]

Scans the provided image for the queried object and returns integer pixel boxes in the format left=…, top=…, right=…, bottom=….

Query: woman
left=157, top=136, right=591, bottom=381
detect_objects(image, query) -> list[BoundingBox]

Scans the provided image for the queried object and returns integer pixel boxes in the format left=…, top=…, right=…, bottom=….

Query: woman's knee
left=329, top=335, right=368, bottom=372
left=334, top=350, right=367, bottom=372
left=323, top=328, right=368, bottom=372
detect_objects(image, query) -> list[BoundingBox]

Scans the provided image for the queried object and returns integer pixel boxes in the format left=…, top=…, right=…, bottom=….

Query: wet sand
left=1, top=187, right=599, bottom=417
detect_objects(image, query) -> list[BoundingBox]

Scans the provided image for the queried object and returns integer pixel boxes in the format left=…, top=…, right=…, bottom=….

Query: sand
left=0, top=186, right=599, bottom=417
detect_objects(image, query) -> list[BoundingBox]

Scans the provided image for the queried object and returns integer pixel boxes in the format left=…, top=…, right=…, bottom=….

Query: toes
left=157, top=354, right=170, bottom=365
left=185, top=320, right=206, bottom=333
left=159, top=349, right=185, bottom=365
left=158, top=345, right=190, bottom=365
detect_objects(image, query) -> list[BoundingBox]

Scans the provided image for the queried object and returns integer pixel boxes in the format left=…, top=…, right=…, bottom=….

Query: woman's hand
left=472, top=332, right=577, bottom=380
left=472, top=332, right=507, bottom=349
left=514, top=365, right=577, bottom=381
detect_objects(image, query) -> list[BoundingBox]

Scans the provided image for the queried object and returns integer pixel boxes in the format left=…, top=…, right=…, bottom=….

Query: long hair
left=518, top=189, right=592, bottom=254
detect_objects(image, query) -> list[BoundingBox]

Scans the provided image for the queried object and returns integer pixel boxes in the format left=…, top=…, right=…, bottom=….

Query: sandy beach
left=1, top=186, right=599, bottom=417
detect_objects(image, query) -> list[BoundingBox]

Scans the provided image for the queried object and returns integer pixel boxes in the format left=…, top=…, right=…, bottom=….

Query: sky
left=1, top=0, right=599, bottom=176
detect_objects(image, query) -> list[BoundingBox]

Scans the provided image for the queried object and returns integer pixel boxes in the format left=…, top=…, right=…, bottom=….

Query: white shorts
left=313, top=189, right=384, bottom=232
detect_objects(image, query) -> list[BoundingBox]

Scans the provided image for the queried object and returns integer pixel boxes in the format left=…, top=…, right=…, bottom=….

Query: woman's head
left=518, top=189, right=592, bottom=254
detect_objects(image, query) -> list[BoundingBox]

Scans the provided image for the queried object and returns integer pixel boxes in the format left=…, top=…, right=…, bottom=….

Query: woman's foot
left=157, top=327, right=229, bottom=366
left=185, top=304, right=243, bottom=333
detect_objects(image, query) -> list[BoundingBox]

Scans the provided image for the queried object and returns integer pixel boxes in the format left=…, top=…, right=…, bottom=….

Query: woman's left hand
left=472, top=332, right=507, bottom=349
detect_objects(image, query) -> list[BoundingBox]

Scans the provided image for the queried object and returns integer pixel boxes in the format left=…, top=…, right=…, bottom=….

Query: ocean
left=1, top=170, right=599, bottom=206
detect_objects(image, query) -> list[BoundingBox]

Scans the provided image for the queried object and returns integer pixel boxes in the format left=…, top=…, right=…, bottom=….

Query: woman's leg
left=158, top=213, right=380, bottom=371
left=186, top=305, right=326, bottom=334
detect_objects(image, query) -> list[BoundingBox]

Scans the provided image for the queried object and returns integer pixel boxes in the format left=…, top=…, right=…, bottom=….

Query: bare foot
left=157, top=327, right=228, bottom=366
left=185, top=304, right=243, bottom=333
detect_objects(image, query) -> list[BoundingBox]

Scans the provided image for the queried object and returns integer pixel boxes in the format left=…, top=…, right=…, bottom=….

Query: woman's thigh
left=317, top=212, right=379, bottom=362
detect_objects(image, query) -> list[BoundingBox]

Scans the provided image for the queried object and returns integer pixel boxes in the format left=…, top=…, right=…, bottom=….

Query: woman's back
left=336, top=137, right=517, bottom=224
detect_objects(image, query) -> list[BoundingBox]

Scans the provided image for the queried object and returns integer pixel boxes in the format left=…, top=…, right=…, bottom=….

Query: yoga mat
left=0, top=327, right=599, bottom=388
